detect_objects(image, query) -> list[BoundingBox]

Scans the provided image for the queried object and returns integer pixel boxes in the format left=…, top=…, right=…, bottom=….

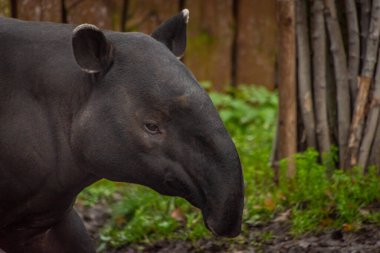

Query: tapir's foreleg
left=1, top=209, right=95, bottom=253
left=41, top=208, right=95, bottom=253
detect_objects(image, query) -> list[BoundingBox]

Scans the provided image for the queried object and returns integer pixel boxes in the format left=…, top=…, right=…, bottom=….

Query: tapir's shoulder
left=0, top=17, right=74, bottom=38
left=0, top=16, right=24, bottom=25
left=0, top=18, right=81, bottom=71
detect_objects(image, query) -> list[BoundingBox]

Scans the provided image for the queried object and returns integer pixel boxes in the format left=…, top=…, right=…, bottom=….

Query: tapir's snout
left=196, top=134, right=244, bottom=238
left=203, top=187, right=244, bottom=237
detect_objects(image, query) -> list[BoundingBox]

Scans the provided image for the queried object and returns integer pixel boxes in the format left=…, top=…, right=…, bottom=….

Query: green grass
left=278, top=149, right=380, bottom=235
left=77, top=84, right=380, bottom=251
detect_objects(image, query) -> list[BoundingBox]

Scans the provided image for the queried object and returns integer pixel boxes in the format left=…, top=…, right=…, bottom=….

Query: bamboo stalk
left=296, top=0, right=316, bottom=149
left=311, top=0, right=330, bottom=154
left=324, top=0, right=351, bottom=167
left=346, top=1, right=380, bottom=168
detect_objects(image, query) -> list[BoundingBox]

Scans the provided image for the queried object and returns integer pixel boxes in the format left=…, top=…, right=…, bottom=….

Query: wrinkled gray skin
left=0, top=10, right=243, bottom=253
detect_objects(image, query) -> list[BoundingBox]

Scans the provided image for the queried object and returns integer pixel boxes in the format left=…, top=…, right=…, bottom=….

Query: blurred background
left=0, top=0, right=278, bottom=91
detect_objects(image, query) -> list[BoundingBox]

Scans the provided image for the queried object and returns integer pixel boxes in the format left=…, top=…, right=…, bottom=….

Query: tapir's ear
left=72, top=24, right=114, bottom=74
left=151, top=9, right=189, bottom=59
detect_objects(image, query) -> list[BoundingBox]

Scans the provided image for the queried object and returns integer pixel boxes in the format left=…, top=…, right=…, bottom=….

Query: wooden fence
left=0, top=0, right=278, bottom=91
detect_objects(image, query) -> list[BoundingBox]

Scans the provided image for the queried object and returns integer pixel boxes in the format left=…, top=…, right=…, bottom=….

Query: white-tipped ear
left=72, top=24, right=114, bottom=73
left=182, top=9, right=189, bottom=24
left=151, top=9, right=189, bottom=58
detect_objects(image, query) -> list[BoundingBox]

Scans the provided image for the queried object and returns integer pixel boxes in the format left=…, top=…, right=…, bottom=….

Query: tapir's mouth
left=159, top=163, right=243, bottom=238
left=199, top=183, right=244, bottom=238
left=179, top=182, right=243, bottom=237
left=162, top=172, right=206, bottom=210
left=160, top=176, right=243, bottom=237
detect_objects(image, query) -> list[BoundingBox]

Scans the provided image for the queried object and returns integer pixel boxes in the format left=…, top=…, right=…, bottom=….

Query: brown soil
left=76, top=203, right=380, bottom=253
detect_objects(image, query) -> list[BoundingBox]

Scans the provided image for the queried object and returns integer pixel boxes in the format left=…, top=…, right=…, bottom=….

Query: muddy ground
left=77, top=203, right=380, bottom=253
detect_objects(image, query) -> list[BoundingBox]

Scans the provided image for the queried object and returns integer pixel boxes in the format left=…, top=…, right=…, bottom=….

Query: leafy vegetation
left=77, top=85, right=380, bottom=251
left=278, top=149, right=380, bottom=235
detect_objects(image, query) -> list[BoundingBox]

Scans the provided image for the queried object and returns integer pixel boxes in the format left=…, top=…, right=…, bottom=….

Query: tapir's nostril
left=203, top=207, right=243, bottom=238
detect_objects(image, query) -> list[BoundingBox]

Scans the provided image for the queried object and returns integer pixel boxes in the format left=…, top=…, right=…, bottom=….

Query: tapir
left=0, top=9, right=244, bottom=253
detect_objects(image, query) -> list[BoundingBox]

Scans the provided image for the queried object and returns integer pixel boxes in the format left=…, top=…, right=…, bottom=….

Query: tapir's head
left=71, top=10, right=244, bottom=237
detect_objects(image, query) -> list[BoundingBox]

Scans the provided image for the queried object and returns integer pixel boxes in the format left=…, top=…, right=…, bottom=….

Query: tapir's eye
left=144, top=122, right=160, bottom=134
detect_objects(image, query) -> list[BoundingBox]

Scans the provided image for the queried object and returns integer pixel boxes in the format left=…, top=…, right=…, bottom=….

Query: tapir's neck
left=41, top=94, right=99, bottom=193
left=0, top=78, right=97, bottom=225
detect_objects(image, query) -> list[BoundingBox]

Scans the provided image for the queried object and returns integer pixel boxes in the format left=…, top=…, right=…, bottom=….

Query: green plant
left=97, top=186, right=211, bottom=248
left=276, top=149, right=380, bottom=235
left=77, top=179, right=117, bottom=206
left=77, top=84, right=380, bottom=251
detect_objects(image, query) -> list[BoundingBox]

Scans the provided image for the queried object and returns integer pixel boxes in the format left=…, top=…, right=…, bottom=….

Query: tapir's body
left=0, top=18, right=101, bottom=252
left=0, top=11, right=243, bottom=253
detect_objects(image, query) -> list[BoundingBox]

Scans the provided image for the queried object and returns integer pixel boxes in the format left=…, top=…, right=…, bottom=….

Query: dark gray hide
left=0, top=9, right=243, bottom=253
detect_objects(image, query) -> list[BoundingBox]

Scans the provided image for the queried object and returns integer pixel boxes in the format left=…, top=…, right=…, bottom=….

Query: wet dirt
left=76, top=203, right=380, bottom=253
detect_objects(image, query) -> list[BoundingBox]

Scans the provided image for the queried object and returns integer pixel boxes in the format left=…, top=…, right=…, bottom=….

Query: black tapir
left=0, top=9, right=244, bottom=253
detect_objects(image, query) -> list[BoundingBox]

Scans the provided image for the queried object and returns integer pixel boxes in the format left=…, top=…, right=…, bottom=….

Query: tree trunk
left=359, top=0, right=371, bottom=68
left=277, top=0, right=297, bottom=178
left=275, top=0, right=380, bottom=177
left=345, top=0, right=360, bottom=105
left=358, top=49, right=380, bottom=169
left=296, top=0, right=316, bottom=149
left=324, top=0, right=351, bottom=167
left=346, top=1, right=380, bottom=168
left=311, top=0, right=331, bottom=154
left=270, top=117, right=280, bottom=184
left=367, top=116, right=380, bottom=174
left=10, top=0, right=17, bottom=18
